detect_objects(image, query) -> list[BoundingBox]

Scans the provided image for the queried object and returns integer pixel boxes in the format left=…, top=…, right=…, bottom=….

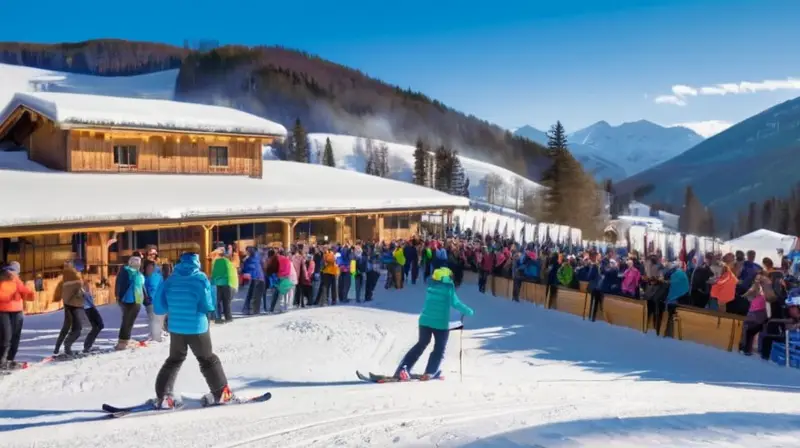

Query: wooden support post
left=335, top=216, right=345, bottom=244
left=201, top=225, right=214, bottom=276
left=376, top=214, right=385, bottom=242
left=281, top=220, right=291, bottom=249
left=98, top=232, right=110, bottom=280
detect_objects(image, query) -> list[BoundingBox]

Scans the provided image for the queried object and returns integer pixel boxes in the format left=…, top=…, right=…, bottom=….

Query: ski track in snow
left=2, top=273, right=800, bottom=447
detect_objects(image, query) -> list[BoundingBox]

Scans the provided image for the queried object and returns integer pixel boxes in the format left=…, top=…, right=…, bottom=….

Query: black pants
left=154, top=331, right=227, bottom=400
left=354, top=274, right=364, bottom=302
left=478, top=271, right=489, bottom=293
left=55, top=306, right=84, bottom=353
left=365, top=271, right=379, bottom=301
left=294, top=284, right=305, bottom=308
left=0, top=311, right=23, bottom=363
left=395, top=325, right=450, bottom=376
left=317, top=273, right=337, bottom=305
left=269, top=287, right=281, bottom=312
left=84, top=307, right=104, bottom=351
left=588, top=290, right=603, bottom=322
left=298, top=284, right=313, bottom=306
left=384, top=264, right=396, bottom=289
left=243, top=279, right=266, bottom=314
left=338, top=273, right=352, bottom=302
left=216, top=285, right=233, bottom=321
left=119, top=303, right=141, bottom=341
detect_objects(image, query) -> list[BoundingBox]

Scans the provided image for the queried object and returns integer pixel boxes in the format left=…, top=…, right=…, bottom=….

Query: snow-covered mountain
left=513, top=121, right=704, bottom=181
left=264, top=133, right=541, bottom=209
left=0, top=63, right=540, bottom=209
left=512, top=125, right=548, bottom=146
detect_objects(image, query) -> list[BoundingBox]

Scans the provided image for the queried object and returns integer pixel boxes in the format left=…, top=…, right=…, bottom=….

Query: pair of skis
left=101, top=392, right=273, bottom=418
left=356, top=371, right=444, bottom=383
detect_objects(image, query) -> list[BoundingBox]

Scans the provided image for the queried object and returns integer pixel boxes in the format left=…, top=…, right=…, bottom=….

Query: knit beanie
left=128, top=256, right=142, bottom=269
left=6, top=261, right=20, bottom=276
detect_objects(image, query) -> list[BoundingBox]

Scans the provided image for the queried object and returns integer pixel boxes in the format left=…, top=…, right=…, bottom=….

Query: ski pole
left=459, top=315, right=464, bottom=383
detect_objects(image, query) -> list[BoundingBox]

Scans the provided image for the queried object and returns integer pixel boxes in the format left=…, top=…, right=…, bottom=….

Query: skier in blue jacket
left=394, top=266, right=474, bottom=380
left=152, top=253, right=237, bottom=409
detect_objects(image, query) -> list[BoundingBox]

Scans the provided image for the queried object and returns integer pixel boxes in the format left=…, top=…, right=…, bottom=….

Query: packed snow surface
left=3, top=275, right=800, bottom=447
left=0, top=153, right=468, bottom=228
left=1, top=91, right=287, bottom=137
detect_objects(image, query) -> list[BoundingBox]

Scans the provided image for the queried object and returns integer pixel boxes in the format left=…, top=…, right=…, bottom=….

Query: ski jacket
left=666, top=268, right=690, bottom=303
left=710, top=269, right=737, bottom=304
left=418, top=267, right=474, bottom=331
left=557, top=263, right=574, bottom=287
left=621, top=267, right=642, bottom=296
left=0, top=273, right=34, bottom=313
left=393, top=248, right=406, bottom=266
left=211, top=257, right=238, bottom=289
left=153, top=253, right=214, bottom=335
left=300, top=260, right=315, bottom=286
left=518, top=251, right=540, bottom=280
left=291, top=254, right=305, bottom=282
left=144, top=271, right=163, bottom=305
left=241, top=251, right=265, bottom=282
left=56, top=266, right=86, bottom=308
left=277, top=255, right=292, bottom=278
left=322, top=251, right=339, bottom=275
left=404, top=245, right=418, bottom=265
left=119, top=265, right=145, bottom=305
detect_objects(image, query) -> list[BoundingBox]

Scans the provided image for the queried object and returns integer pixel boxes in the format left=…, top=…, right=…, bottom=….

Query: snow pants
left=317, top=273, right=337, bottom=305
left=55, top=305, right=84, bottom=354
left=215, top=285, right=234, bottom=321
left=243, top=279, right=265, bottom=314
left=395, top=325, right=449, bottom=377
left=740, top=309, right=768, bottom=354
left=0, top=311, right=23, bottom=364
left=384, top=264, right=396, bottom=289
left=118, top=303, right=140, bottom=342
left=84, top=307, right=105, bottom=350
left=478, top=271, right=489, bottom=293
left=338, top=273, right=352, bottom=302
left=365, top=271, right=379, bottom=301
left=155, top=331, right=227, bottom=400
left=354, top=273, right=364, bottom=302
left=410, top=261, right=419, bottom=285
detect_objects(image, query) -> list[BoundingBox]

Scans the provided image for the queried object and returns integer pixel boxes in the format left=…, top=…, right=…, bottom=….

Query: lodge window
left=209, top=146, right=229, bottom=167
left=113, top=145, right=137, bottom=166
left=386, top=215, right=410, bottom=229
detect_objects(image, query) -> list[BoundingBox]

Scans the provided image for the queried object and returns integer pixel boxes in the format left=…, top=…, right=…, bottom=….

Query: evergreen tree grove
left=322, top=137, right=336, bottom=167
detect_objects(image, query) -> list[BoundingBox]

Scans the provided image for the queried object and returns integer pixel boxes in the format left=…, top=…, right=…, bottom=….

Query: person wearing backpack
left=762, top=257, right=787, bottom=319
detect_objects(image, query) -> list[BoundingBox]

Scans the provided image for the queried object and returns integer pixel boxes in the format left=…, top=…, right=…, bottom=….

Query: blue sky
left=2, top=0, right=799, bottom=136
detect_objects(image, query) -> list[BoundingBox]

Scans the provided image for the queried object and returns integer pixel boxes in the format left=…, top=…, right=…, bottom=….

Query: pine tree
left=413, top=138, right=428, bottom=186
left=271, top=139, right=288, bottom=161
left=425, top=153, right=435, bottom=188
left=746, top=202, right=758, bottom=233
left=322, top=137, right=336, bottom=167
left=462, top=177, right=471, bottom=198
left=546, top=121, right=568, bottom=152
left=449, top=153, right=466, bottom=196
left=434, top=146, right=452, bottom=192
left=376, top=143, right=390, bottom=177
left=291, top=118, right=309, bottom=163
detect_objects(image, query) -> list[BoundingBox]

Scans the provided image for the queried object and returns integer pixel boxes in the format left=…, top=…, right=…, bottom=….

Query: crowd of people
left=2, top=229, right=800, bottom=378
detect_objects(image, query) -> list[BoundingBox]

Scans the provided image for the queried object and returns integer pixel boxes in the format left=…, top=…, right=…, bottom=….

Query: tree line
left=729, top=183, right=800, bottom=239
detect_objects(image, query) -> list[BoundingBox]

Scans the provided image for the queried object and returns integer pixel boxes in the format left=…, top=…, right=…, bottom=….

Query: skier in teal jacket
left=394, top=266, right=474, bottom=379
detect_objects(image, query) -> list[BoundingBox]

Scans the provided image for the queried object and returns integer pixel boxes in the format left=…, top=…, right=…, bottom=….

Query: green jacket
left=418, top=267, right=474, bottom=330
left=211, top=257, right=239, bottom=290
left=557, top=263, right=574, bottom=287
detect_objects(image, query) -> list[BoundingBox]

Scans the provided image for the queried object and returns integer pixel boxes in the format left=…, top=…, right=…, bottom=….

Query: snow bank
left=0, top=153, right=469, bottom=228
left=1, top=91, right=288, bottom=137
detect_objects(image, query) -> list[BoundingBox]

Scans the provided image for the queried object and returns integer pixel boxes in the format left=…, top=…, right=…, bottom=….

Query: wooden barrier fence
left=481, top=274, right=746, bottom=353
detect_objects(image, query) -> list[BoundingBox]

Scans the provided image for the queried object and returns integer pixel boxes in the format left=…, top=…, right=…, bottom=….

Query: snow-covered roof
left=0, top=92, right=287, bottom=137
left=0, top=152, right=468, bottom=230
left=726, top=228, right=797, bottom=259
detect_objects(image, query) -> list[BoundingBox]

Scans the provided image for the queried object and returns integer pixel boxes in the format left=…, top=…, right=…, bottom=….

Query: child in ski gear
left=117, top=256, right=144, bottom=350
left=0, top=261, right=34, bottom=369
left=394, top=267, right=474, bottom=378
left=53, top=261, right=86, bottom=355
left=153, top=252, right=234, bottom=408
left=82, top=277, right=105, bottom=352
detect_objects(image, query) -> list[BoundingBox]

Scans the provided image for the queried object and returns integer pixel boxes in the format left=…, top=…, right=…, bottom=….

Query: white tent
left=726, top=229, right=798, bottom=261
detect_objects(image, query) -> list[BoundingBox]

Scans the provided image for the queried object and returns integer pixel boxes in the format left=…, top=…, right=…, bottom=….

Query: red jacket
left=0, top=275, right=34, bottom=313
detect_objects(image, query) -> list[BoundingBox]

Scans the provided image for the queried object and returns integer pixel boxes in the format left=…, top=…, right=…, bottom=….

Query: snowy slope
left=3, top=277, right=800, bottom=447
left=301, top=133, right=542, bottom=208
left=0, top=62, right=178, bottom=109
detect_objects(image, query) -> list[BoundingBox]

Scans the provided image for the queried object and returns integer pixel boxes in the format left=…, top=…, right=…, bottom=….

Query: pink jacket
left=621, top=268, right=641, bottom=296
left=277, top=255, right=292, bottom=278
left=480, top=252, right=494, bottom=272
left=291, top=254, right=305, bottom=281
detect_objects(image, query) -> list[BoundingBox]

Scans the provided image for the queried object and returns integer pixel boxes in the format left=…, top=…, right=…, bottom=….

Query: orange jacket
left=0, top=275, right=35, bottom=313
left=322, top=252, right=339, bottom=276
left=710, top=269, right=737, bottom=304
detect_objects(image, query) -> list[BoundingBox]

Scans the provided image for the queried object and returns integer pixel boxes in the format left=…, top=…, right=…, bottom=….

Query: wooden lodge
left=0, top=92, right=287, bottom=178
left=0, top=91, right=469, bottom=314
